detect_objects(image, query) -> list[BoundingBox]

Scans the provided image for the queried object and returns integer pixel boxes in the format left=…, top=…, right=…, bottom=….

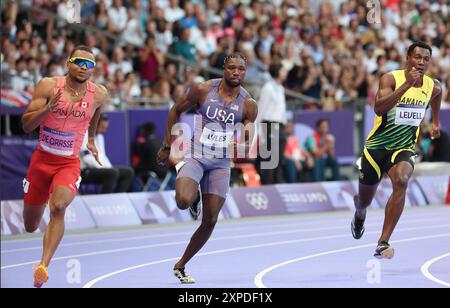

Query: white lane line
left=3, top=208, right=448, bottom=244
left=81, top=226, right=450, bottom=288
left=254, top=234, right=450, bottom=288
left=3, top=215, right=447, bottom=254
left=0, top=211, right=357, bottom=244
left=3, top=218, right=449, bottom=270
left=1, top=215, right=362, bottom=253
left=420, top=253, right=450, bottom=287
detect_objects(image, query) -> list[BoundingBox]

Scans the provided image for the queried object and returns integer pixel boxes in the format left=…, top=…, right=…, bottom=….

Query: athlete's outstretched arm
left=374, top=68, right=421, bottom=115
left=21, top=78, right=61, bottom=133
left=429, top=79, right=442, bottom=140
left=86, top=84, right=109, bottom=166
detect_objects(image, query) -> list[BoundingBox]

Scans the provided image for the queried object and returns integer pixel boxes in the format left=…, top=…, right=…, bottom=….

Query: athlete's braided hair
left=223, top=52, right=247, bottom=67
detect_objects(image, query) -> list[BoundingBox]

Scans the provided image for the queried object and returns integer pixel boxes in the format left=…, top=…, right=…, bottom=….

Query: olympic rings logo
left=245, top=192, right=269, bottom=210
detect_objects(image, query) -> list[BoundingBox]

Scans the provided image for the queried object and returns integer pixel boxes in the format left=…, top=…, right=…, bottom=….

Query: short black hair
left=69, top=45, right=94, bottom=58
left=269, top=63, right=283, bottom=79
left=407, top=41, right=432, bottom=57
left=224, top=52, right=247, bottom=67
left=316, top=118, right=329, bottom=128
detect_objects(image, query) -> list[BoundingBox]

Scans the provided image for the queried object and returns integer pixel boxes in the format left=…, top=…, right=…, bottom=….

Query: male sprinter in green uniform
left=351, top=42, right=442, bottom=258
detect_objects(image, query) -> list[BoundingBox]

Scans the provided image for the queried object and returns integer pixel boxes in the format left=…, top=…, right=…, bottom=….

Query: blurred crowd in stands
left=1, top=0, right=449, bottom=110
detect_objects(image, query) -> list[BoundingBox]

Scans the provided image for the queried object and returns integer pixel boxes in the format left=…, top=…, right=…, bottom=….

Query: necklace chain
left=65, top=79, right=86, bottom=97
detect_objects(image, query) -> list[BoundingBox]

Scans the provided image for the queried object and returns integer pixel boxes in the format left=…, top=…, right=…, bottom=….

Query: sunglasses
left=69, top=57, right=96, bottom=69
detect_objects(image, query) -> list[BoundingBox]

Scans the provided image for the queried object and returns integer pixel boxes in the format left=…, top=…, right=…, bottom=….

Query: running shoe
left=351, top=213, right=365, bottom=239
left=351, top=195, right=365, bottom=239
left=174, top=268, right=195, bottom=284
left=374, top=241, right=395, bottom=259
left=33, top=263, right=48, bottom=288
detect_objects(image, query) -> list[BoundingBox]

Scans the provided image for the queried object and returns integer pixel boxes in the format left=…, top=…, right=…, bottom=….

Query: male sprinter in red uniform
left=21, top=45, right=108, bottom=287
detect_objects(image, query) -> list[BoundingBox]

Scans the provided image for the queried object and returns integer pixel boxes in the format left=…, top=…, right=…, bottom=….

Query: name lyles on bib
left=199, top=126, right=234, bottom=148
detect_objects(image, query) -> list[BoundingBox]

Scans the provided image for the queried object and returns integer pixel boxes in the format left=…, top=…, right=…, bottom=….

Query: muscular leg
left=175, top=177, right=200, bottom=210
left=23, top=204, right=47, bottom=233
left=354, top=183, right=379, bottom=220
left=378, top=161, right=413, bottom=244
left=174, top=194, right=225, bottom=269
left=41, top=185, right=75, bottom=266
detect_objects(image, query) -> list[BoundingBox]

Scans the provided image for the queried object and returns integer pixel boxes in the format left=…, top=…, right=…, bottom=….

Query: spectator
left=56, top=0, right=73, bottom=28
left=122, top=8, right=145, bottom=46
left=108, top=0, right=128, bottom=35
left=194, top=20, right=216, bottom=66
left=170, top=27, right=196, bottom=63
left=133, top=122, right=170, bottom=182
left=154, top=19, right=173, bottom=54
left=108, top=46, right=133, bottom=75
left=172, top=83, right=186, bottom=102
left=307, top=34, right=325, bottom=64
left=419, top=123, right=450, bottom=163
left=283, top=121, right=314, bottom=183
left=180, top=1, right=197, bottom=29
left=10, top=56, right=32, bottom=91
left=151, top=78, right=174, bottom=108
left=0, top=0, right=448, bottom=115
left=84, top=34, right=101, bottom=57
left=257, top=63, right=288, bottom=185
left=139, top=35, right=164, bottom=85
left=165, top=0, right=185, bottom=24
left=287, top=57, right=323, bottom=101
left=80, top=114, right=134, bottom=193
left=121, top=72, right=141, bottom=104
left=164, top=61, right=181, bottom=90
left=94, top=1, right=109, bottom=30
left=443, top=77, right=450, bottom=109
left=305, top=119, right=340, bottom=182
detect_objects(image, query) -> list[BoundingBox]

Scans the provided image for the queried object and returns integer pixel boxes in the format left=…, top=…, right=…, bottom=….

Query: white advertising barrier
left=2, top=176, right=448, bottom=236
left=81, top=193, right=141, bottom=227
left=1, top=197, right=96, bottom=235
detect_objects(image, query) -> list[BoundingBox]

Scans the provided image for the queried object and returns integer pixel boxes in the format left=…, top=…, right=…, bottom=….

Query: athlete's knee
left=49, top=200, right=68, bottom=218
left=392, top=174, right=410, bottom=190
left=24, top=220, right=40, bottom=233
left=175, top=192, right=196, bottom=210
left=23, top=208, right=42, bottom=233
left=201, top=216, right=218, bottom=229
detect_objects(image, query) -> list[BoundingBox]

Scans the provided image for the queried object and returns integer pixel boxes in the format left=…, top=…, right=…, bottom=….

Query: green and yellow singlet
left=366, top=69, right=434, bottom=150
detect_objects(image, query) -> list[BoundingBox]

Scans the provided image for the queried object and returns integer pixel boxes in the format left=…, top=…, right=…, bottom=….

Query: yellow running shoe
left=33, top=263, right=48, bottom=288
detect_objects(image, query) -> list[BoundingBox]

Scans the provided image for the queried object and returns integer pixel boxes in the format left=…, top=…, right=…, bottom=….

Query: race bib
left=199, top=127, right=234, bottom=148
left=394, top=104, right=426, bottom=126
left=40, top=126, right=76, bottom=156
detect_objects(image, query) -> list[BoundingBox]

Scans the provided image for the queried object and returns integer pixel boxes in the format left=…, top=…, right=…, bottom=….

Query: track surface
left=1, top=206, right=449, bottom=288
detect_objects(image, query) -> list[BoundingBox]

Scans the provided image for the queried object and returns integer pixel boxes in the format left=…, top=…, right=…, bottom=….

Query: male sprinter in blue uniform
left=157, top=53, right=258, bottom=283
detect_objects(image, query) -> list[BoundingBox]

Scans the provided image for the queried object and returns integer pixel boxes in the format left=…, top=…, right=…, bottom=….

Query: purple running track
left=1, top=206, right=449, bottom=288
